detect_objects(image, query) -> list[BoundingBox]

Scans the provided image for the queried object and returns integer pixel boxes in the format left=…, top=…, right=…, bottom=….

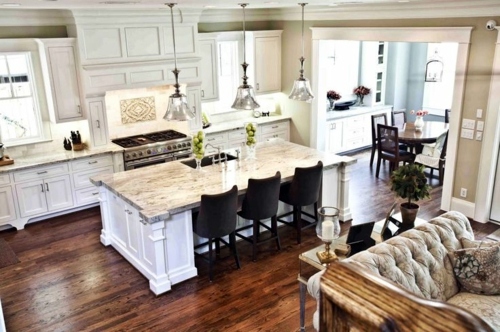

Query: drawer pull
left=128, top=211, right=132, bottom=215
left=92, top=192, right=99, bottom=196
left=208, top=138, right=216, bottom=141
left=37, top=171, right=48, bottom=175
left=88, top=161, right=98, bottom=164
left=40, top=184, right=44, bottom=193
left=139, top=219, right=147, bottom=225
left=46, top=183, right=49, bottom=192
left=96, top=120, right=100, bottom=128
left=272, top=125, right=278, bottom=129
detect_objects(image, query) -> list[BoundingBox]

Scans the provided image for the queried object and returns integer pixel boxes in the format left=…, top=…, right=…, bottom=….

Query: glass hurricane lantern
left=315, top=206, right=341, bottom=264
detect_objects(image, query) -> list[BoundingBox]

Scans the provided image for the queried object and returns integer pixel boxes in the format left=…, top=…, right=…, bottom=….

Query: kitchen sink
left=180, top=153, right=238, bottom=169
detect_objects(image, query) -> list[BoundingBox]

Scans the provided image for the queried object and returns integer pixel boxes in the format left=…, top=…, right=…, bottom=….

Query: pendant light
left=425, top=48, right=444, bottom=83
left=289, top=3, right=314, bottom=102
left=163, top=3, right=195, bottom=121
left=231, top=3, right=260, bottom=110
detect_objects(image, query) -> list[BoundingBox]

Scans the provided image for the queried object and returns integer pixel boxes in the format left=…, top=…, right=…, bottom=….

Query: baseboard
left=450, top=198, right=475, bottom=219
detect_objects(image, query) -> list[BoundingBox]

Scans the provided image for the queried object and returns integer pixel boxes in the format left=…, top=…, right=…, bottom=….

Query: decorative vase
left=246, top=144, right=256, bottom=160
left=328, top=98, right=335, bottom=111
left=414, top=116, right=425, bottom=132
left=245, top=122, right=257, bottom=160
left=195, top=157, right=202, bottom=171
left=399, top=203, right=419, bottom=232
left=357, top=95, right=365, bottom=106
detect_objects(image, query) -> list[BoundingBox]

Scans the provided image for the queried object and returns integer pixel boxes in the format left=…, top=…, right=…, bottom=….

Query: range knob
left=177, top=143, right=182, bottom=149
left=132, top=152, right=137, bottom=158
left=157, top=147, right=162, bottom=153
left=187, top=142, right=191, bottom=147
left=138, top=151, right=143, bottom=156
left=147, top=149, right=151, bottom=155
left=182, top=143, right=187, bottom=148
left=167, top=145, right=172, bottom=150
left=125, top=154, right=130, bottom=159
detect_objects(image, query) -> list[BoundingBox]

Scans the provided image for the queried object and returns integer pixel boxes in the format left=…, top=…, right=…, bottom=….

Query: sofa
left=308, top=211, right=500, bottom=331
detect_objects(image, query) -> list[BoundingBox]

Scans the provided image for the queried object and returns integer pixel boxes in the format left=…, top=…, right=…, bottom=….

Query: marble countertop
left=203, top=114, right=291, bottom=134
left=326, top=105, right=393, bottom=120
left=0, top=144, right=123, bottom=173
left=91, top=140, right=356, bottom=223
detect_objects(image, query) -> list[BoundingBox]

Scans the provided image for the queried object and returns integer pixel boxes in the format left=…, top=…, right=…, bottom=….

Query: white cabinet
left=187, top=86, right=202, bottom=132
left=326, top=107, right=392, bottom=154
left=198, top=36, right=219, bottom=102
left=37, top=38, right=84, bottom=123
left=360, top=41, right=388, bottom=106
left=0, top=185, right=17, bottom=225
left=87, top=97, right=109, bottom=147
left=16, top=175, right=74, bottom=218
left=260, top=121, right=289, bottom=141
left=71, top=154, right=114, bottom=207
left=251, top=31, right=282, bottom=95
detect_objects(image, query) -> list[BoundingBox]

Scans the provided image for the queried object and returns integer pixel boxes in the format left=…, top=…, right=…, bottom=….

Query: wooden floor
left=1, top=150, right=498, bottom=331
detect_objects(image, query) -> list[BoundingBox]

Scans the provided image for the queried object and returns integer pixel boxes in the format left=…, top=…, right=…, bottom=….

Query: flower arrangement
left=410, top=110, right=429, bottom=117
left=353, top=85, right=371, bottom=96
left=326, top=90, right=341, bottom=101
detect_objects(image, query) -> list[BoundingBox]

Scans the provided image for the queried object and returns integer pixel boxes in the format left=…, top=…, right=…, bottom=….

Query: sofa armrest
left=320, top=261, right=493, bottom=332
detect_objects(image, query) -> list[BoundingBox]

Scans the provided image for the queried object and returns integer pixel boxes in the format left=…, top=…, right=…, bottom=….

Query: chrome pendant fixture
left=289, top=3, right=314, bottom=103
left=163, top=3, right=195, bottom=121
left=425, top=48, right=444, bottom=83
left=231, top=3, right=260, bottom=110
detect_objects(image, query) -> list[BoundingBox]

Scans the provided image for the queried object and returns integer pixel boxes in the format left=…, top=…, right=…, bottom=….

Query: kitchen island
left=90, top=140, right=356, bottom=295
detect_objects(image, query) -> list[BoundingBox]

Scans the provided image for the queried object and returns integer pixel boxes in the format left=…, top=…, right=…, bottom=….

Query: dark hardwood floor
left=1, top=150, right=498, bottom=331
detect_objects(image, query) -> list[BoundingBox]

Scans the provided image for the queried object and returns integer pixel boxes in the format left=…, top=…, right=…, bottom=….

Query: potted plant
left=353, top=85, right=370, bottom=106
left=326, top=90, right=341, bottom=110
left=390, top=164, right=431, bottom=228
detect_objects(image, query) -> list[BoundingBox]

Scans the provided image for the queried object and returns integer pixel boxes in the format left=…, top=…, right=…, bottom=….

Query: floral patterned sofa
left=308, top=211, right=500, bottom=331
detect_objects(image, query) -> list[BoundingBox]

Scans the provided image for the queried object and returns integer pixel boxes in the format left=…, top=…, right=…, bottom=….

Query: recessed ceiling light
left=1, top=3, right=21, bottom=6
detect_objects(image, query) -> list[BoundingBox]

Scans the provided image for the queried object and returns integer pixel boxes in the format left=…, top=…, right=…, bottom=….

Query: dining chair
left=376, top=124, right=414, bottom=178
left=370, top=113, right=388, bottom=167
left=391, top=110, right=407, bottom=130
left=193, top=185, right=240, bottom=281
left=236, top=171, right=281, bottom=261
left=277, top=161, right=323, bottom=244
left=445, top=109, right=451, bottom=124
left=414, top=130, right=449, bottom=185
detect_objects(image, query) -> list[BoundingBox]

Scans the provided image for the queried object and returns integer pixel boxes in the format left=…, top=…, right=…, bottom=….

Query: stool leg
left=272, top=215, right=281, bottom=251
left=314, top=202, right=318, bottom=222
left=295, top=206, right=302, bottom=244
left=215, top=238, right=221, bottom=256
left=252, top=220, right=259, bottom=261
left=230, top=232, right=241, bottom=269
left=208, top=238, right=214, bottom=282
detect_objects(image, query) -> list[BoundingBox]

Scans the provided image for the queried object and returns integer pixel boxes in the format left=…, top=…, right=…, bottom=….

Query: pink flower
left=326, top=90, right=341, bottom=100
left=410, top=110, right=429, bottom=117
left=353, top=85, right=371, bottom=96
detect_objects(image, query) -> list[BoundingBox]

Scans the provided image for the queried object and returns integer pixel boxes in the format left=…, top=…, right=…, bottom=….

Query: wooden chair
left=376, top=124, right=414, bottom=178
left=445, top=108, right=451, bottom=123
left=391, top=109, right=407, bottom=130
left=193, top=185, right=240, bottom=281
left=414, top=130, right=448, bottom=185
left=370, top=113, right=388, bottom=167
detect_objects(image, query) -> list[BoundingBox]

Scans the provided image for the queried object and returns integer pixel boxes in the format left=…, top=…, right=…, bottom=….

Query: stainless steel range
left=112, top=130, right=192, bottom=171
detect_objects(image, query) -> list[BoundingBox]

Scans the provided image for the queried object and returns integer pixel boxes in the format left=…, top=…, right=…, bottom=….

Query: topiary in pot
left=390, top=164, right=431, bottom=228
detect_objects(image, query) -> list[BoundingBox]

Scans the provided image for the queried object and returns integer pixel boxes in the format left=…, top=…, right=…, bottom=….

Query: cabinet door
left=45, top=175, right=74, bottom=212
left=48, top=46, right=83, bottom=121
left=88, top=98, right=108, bottom=147
left=261, top=131, right=288, bottom=141
left=125, top=203, right=141, bottom=259
left=15, top=180, right=47, bottom=218
left=326, top=121, right=343, bottom=153
left=254, top=35, right=281, bottom=94
left=0, top=186, right=17, bottom=224
left=109, top=194, right=128, bottom=248
left=199, top=39, right=219, bottom=101
left=187, top=86, right=202, bottom=132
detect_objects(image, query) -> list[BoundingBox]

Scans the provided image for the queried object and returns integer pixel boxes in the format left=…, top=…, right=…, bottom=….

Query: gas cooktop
left=112, top=130, right=187, bottom=148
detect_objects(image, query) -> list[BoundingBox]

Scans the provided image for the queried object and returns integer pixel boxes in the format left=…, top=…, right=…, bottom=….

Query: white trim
left=450, top=197, right=476, bottom=219
left=474, top=27, right=500, bottom=223
left=311, top=27, right=472, bottom=213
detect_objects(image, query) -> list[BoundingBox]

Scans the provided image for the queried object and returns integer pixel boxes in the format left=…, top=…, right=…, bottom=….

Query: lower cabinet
left=16, top=175, right=74, bottom=218
left=0, top=186, right=17, bottom=224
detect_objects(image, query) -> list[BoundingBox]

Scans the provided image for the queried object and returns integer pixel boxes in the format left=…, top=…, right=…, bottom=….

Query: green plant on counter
left=192, top=130, right=204, bottom=159
left=390, top=163, right=431, bottom=208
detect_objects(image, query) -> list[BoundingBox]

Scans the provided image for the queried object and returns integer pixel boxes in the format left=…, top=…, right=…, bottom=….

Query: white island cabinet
left=91, top=140, right=356, bottom=295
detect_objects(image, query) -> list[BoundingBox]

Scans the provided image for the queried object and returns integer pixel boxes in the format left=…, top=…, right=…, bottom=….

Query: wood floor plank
left=0, top=150, right=497, bottom=331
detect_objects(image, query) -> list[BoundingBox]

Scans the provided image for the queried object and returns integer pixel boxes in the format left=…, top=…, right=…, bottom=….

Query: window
left=0, top=52, right=43, bottom=144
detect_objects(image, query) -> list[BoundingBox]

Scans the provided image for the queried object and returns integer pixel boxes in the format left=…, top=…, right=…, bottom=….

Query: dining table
left=398, top=120, right=449, bottom=153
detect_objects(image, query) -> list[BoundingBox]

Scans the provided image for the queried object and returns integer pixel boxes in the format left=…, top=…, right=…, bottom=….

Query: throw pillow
left=461, top=238, right=498, bottom=249
left=450, top=243, right=500, bottom=295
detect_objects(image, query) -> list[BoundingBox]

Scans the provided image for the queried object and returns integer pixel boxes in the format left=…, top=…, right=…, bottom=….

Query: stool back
left=288, top=161, right=323, bottom=206
left=240, top=172, right=281, bottom=220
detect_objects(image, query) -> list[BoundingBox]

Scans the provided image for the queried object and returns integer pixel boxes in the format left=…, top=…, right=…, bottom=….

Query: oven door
left=173, top=150, right=192, bottom=161
left=125, top=154, right=174, bottom=171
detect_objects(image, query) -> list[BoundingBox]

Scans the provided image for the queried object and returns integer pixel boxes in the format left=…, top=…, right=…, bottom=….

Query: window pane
left=0, top=56, right=12, bottom=98
left=8, top=54, right=31, bottom=98
left=0, top=97, right=39, bottom=141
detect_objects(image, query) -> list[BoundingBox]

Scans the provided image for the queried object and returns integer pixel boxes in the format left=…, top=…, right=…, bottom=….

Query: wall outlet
left=476, top=131, right=483, bottom=141
left=461, top=128, right=474, bottom=140
left=477, top=120, right=484, bottom=131
left=460, top=188, right=467, bottom=198
left=461, top=119, right=476, bottom=129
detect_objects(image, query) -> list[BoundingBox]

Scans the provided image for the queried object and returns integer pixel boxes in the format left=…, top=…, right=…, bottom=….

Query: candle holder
left=315, top=206, right=341, bottom=264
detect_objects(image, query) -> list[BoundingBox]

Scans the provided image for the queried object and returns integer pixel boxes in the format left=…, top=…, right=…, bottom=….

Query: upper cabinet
left=198, top=33, right=219, bottom=102
left=250, top=30, right=282, bottom=95
left=360, top=41, right=387, bottom=106
left=37, top=38, right=84, bottom=123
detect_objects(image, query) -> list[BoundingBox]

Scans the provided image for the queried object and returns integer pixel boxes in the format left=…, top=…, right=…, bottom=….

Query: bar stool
left=277, top=161, right=323, bottom=244
left=193, top=185, right=240, bottom=281
left=236, top=172, right=281, bottom=261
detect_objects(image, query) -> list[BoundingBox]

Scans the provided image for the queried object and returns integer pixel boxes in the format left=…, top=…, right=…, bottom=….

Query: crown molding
left=70, top=8, right=203, bottom=25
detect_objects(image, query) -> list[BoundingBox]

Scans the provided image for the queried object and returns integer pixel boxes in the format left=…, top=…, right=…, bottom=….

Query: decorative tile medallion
left=120, top=96, right=156, bottom=124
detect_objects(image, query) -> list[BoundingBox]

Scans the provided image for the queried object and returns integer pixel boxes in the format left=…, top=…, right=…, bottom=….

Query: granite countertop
left=203, top=114, right=291, bottom=134
left=0, top=144, right=124, bottom=173
left=91, top=140, right=356, bottom=223
left=326, top=105, right=393, bottom=120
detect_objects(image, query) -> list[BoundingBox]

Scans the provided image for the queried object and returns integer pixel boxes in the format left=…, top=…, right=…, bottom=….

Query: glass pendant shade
left=232, top=3, right=260, bottom=111
left=425, top=50, right=444, bottom=83
left=163, top=3, right=193, bottom=121
left=289, top=3, right=314, bottom=102
left=163, top=93, right=195, bottom=121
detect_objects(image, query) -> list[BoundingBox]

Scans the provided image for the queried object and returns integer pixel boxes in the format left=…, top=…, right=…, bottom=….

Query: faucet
left=205, top=143, right=222, bottom=167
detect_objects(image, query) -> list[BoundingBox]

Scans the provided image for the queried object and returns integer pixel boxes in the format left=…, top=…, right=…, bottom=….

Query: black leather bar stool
left=236, top=172, right=281, bottom=261
left=193, top=185, right=240, bottom=281
left=277, top=161, right=323, bottom=244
